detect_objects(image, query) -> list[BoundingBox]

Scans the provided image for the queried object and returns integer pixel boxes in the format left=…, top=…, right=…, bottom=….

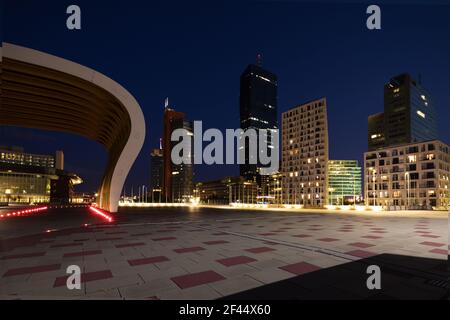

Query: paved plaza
left=0, top=207, right=448, bottom=299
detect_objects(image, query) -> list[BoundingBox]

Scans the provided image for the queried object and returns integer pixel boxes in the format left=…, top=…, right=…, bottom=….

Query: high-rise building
left=171, top=120, right=194, bottom=202
left=281, top=98, right=329, bottom=207
left=328, top=160, right=362, bottom=205
left=364, top=140, right=450, bottom=210
left=161, top=101, right=193, bottom=202
left=150, top=147, right=163, bottom=202
left=239, top=60, right=278, bottom=181
left=368, top=73, right=438, bottom=151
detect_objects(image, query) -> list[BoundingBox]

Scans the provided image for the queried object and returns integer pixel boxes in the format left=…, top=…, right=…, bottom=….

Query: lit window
left=417, top=110, right=426, bottom=118
left=408, top=155, right=417, bottom=163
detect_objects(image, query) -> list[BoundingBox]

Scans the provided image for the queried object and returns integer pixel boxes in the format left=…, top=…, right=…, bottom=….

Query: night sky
left=2, top=0, right=450, bottom=193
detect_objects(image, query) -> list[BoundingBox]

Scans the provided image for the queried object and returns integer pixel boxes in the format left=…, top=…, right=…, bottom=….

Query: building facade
left=162, top=102, right=194, bottom=203
left=364, top=140, right=450, bottom=210
left=0, top=147, right=81, bottom=204
left=368, top=73, right=438, bottom=151
left=282, top=98, right=329, bottom=207
left=150, top=147, right=163, bottom=202
left=328, top=160, right=362, bottom=205
left=196, top=176, right=258, bottom=205
left=239, top=61, right=278, bottom=181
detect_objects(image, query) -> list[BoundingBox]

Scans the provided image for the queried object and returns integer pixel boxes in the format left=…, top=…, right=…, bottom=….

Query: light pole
left=372, top=168, right=377, bottom=206
left=329, top=187, right=335, bottom=205
left=405, top=172, right=410, bottom=210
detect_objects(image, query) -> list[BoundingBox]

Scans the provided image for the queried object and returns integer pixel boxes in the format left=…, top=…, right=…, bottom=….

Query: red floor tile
left=345, top=250, right=377, bottom=258
left=50, top=243, right=83, bottom=248
left=3, top=264, right=61, bottom=277
left=203, top=240, right=229, bottom=245
left=349, top=242, right=375, bottom=249
left=96, top=237, right=123, bottom=242
left=217, top=256, right=257, bottom=267
left=318, top=238, right=339, bottom=242
left=420, top=241, right=445, bottom=247
left=115, top=242, right=146, bottom=248
left=259, top=233, right=277, bottom=236
left=420, top=235, right=440, bottom=239
left=152, top=237, right=177, bottom=241
left=245, top=247, right=276, bottom=254
left=63, top=250, right=102, bottom=258
left=292, top=234, right=311, bottom=238
left=362, top=235, right=383, bottom=240
left=279, top=262, right=321, bottom=275
left=171, top=270, right=225, bottom=289
left=174, top=247, right=205, bottom=254
left=429, top=249, right=447, bottom=255
left=54, top=270, right=113, bottom=287
left=128, top=256, right=170, bottom=266
left=1, top=252, right=46, bottom=260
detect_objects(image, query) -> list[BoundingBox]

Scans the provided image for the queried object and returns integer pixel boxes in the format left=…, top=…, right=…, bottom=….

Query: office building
left=368, top=73, right=438, bottom=151
left=162, top=101, right=194, bottom=202
left=364, top=140, right=450, bottom=210
left=239, top=59, right=278, bottom=181
left=328, top=160, right=362, bottom=205
left=281, top=98, right=329, bottom=207
left=150, top=147, right=163, bottom=202
left=0, top=147, right=82, bottom=204
left=196, top=176, right=258, bottom=205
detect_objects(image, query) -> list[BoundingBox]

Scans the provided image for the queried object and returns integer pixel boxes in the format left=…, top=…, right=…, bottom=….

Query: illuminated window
left=408, top=155, right=417, bottom=163
left=417, top=110, right=426, bottom=118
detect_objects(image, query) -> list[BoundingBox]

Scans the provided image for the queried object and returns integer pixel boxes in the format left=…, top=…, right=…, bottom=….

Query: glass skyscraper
left=368, top=73, right=438, bottom=151
left=239, top=62, right=278, bottom=181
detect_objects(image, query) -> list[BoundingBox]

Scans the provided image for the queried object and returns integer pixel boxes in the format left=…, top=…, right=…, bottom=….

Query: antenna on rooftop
left=256, top=53, right=263, bottom=66
left=164, top=97, right=169, bottom=109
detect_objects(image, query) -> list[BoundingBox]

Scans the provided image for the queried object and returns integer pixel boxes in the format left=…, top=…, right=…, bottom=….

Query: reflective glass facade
left=0, top=172, right=52, bottom=203
left=328, top=160, right=362, bottom=205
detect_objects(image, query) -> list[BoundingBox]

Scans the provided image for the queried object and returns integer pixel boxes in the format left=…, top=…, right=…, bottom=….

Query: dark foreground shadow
left=221, top=254, right=449, bottom=300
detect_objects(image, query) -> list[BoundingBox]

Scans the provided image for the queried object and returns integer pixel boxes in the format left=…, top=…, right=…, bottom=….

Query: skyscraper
left=239, top=59, right=278, bottom=181
left=281, top=98, right=329, bottom=207
left=150, top=147, right=163, bottom=202
left=368, top=73, right=438, bottom=151
left=162, top=101, right=193, bottom=202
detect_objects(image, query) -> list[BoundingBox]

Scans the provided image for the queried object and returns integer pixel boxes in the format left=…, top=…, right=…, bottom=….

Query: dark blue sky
left=2, top=0, right=450, bottom=192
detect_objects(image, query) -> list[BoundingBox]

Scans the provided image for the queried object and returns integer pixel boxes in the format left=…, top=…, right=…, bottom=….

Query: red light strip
left=89, top=206, right=113, bottom=223
left=0, top=206, right=48, bottom=219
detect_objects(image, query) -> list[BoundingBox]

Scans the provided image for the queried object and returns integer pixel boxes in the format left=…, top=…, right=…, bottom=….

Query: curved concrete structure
left=0, top=43, right=145, bottom=212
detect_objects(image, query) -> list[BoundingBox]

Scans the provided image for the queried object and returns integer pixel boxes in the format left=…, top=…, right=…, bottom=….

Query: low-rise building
left=364, top=140, right=450, bottom=210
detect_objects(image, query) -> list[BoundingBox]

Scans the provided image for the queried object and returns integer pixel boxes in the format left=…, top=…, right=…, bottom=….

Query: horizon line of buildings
left=147, top=59, right=449, bottom=210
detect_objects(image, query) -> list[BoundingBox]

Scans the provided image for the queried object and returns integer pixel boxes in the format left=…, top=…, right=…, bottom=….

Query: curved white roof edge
left=3, top=42, right=146, bottom=212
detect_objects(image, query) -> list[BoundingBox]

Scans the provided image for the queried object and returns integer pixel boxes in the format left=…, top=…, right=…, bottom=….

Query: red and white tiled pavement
left=0, top=209, right=447, bottom=299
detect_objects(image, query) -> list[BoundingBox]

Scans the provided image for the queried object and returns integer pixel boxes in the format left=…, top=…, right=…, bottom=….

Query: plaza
left=0, top=206, right=447, bottom=299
